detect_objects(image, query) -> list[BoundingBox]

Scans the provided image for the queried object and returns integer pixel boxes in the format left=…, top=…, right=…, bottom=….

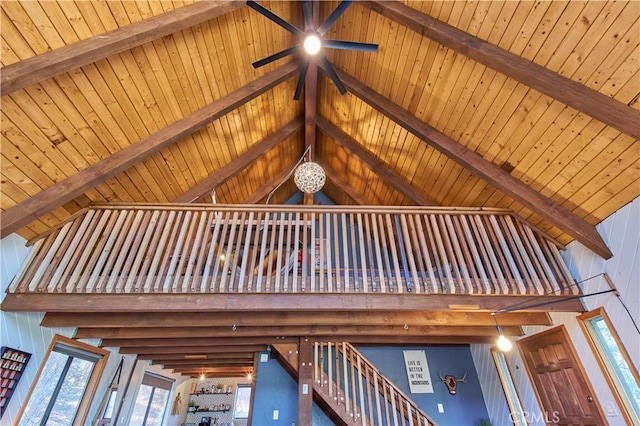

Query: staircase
left=273, top=342, right=437, bottom=426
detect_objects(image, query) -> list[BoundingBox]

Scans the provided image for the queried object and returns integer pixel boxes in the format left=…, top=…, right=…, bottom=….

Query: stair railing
left=314, top=342, right=437, bottom=426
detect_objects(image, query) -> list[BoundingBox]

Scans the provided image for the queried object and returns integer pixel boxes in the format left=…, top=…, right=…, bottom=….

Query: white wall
left=472, top=197, right=639, bottom=425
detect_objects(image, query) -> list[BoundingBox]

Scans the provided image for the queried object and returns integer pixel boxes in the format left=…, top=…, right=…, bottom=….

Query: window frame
left=233, top=384, right=252, bottom=420
left=129, top=371, right=174, bottom=426
left=15, top=334, right=109, bottom=425
left=578, top=307, right=640, bottom=424
left=491, top=347, right=529, bottom=426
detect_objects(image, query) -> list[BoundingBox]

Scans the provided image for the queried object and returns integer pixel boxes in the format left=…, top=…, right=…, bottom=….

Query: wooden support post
left=298, top=337, right=313, bottom=425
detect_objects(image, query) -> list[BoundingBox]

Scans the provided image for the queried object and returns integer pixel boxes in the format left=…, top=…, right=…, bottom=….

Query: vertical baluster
left=443, top=215, right=474, bottom=293
left=310, top=212, right=316, bottom=292
left=450, top=215, right=482, bottom=294
left=327, top=342, right=333, bottom=398
left=523, top=225, right=559, bottom=293
left=333, top=213, right=342, bottom=292
left=314, top=342, right=319, bottom=385
left=350, top=344, right=359, bottom=421
left=357, top=353, right=366, bottom=426
left=50, top=210, right=95, bottom=292
left=383, top=379, right=391, bottom=426
left=238, top=212, right=255, bottom=293
left=364, top=362, right=374, bottom=425
left=406, top=215, right=428, bottom=293
left=256, top=212, right=270, bottom=292
left=74, top=210, right=117, bottom=293
left=282, top=212, right=294, bottom=292
left=385, top=214, right=404, bottom=293
left=119, top=211, right=157, bottom=293
left=489, top=215, right=526, bottom=294
left=481, top=215, right=516, bottom=293
left=229, top=211, right=248, bottom=293
left=325, top=213, right=333, bottom=292
left=201, top=211, right=223, bottom=292
left=436, top=215, right=464, bottom=293
left=334, top=340, right=341, bottom=405
left=292, top=212, right=301, bottom=292
left=28, top=221, right=74, bottom=292
left=302, top=211, right=309, bottom=292
left=266, top=213, right=279, bottom=291
left=472, top=215, right=508, bottom=293
left=181, top=211, right=210, bottom=292
left=274, top=213, right=286, bottom=292
left=11, top=239, right=44, bottom=292
left=496, top=215, right=533, bottom=293
left=400, top=214, right=421, bottom=293
left=341, top=213, right=350, bottom=291
left=210, top=212, right=231, bottom=293
left=170, top=211, right=198, bottom=293
left=218, top=211, right=238, bottom=293
left=102, top=211, right=138, bottom=293
left=246, top=212, right=263, bottom=292
left=373, top=368, right=383, bottom=426
left=318, top=212, right=325, bottom=291
left=505, top=216, right=545, bottom=294
left=356, top=213, right=369, bottom=292
left=413, top=214, right=439, bottom=293
left=426, top=215, right=454, bottom=293
left=390, top=385, right=399, bottom=426
left=547, top=239, right=578, bottom=294
left=348, top=214, right=359, bottom=291
left=343, top=342, right=350, bottom=414
left=370, top=213, right=386, bottom=293
left=363, top=214, right=378, bottom=292
left=458, top=215, right=491, bottom=294
left=376, top=214, right=394, bottom=293
left=190, top=211, right=215, bottom=292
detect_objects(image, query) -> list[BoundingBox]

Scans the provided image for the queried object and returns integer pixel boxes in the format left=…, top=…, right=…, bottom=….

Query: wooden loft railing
left=8, top=204, right=577, bottom=296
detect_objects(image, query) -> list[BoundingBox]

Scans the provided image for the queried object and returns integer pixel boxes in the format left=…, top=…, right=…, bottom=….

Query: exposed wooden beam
left=2, top=293, right=585, bottom=313
left=0, top=62, right=299, bottom=238
left=362, top=1, right=640, bottom=140
left=316, top=118, right=437, bottom=206
left=143, top=353, right=255, bottom=361
left=0, top=1, right=242, bottom=95
left=118, top=345, right=267, bottom=355
left=336, top=70, right=613, bottom=259
left=101, top=336, right=297, bottom=348
left=75, top=324, right=524, bottom=339
left=174, top=117, right=303, bottom=202
left=43, top=311, right=551, bottom=328
left=161, top=361, right=252, bottom=369
left=314, top=159, right=371, bottom=205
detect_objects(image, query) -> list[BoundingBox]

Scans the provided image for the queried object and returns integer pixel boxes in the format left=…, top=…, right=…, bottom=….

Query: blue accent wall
left=356, top=345, right=489, bottom=425
left=252, top=346, right=488, bottom=426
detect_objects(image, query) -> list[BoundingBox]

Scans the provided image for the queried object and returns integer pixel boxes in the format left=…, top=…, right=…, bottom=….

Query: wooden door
left=518, top=325, right=606, bottom=425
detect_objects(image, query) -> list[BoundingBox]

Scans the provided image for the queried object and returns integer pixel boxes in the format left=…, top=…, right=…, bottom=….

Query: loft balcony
left=3, top=203, right=583, bottom=314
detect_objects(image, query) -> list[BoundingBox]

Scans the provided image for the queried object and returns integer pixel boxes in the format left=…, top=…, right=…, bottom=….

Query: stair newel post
left=298, top=337, right=313, bottom=425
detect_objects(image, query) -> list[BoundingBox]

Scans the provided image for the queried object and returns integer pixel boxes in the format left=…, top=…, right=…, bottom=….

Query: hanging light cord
left=265, top=145, right=312, bottom=205
left=492, top=272, right=639, bottom=335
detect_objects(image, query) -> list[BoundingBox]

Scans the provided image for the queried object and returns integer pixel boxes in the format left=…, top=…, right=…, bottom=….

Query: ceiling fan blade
left=294, top=61, right=310, bottom=100
left=317, top=1, right=352, bottom=36
left=303, top=0, right=313, bottom=30
left=246, top=1, right=304, bottom=38
left=323, top=40, right=378, bottom=52
left=252, top=46, right=299, bottom=68
left=318, top=56, right=347, bottom=95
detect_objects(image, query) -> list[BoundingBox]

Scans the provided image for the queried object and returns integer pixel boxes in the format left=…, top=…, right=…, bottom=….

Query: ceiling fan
left=247, top=0, right=378, bottom=100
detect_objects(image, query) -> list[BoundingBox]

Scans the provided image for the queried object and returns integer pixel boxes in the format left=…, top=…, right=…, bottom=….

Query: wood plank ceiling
left=1, top=0, right=638, bottom=376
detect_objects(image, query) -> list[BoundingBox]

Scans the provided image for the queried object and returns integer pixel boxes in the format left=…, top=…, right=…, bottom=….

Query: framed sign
left=0, top=346, right=31, bottom=418
left=403, top=350, right=433, bottom=393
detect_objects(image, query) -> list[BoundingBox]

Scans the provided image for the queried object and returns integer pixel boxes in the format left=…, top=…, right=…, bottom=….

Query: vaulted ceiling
left=1, top=0, right=638, bottom=257
left=2, top=0, right=638, bottom=377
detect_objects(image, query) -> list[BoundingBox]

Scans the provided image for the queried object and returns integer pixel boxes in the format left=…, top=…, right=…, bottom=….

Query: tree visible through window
left=129, top=371, right=173, bottom=426
left=579, top=308, right=640, bottom=424
left=17, top=335, right=109, bottom=426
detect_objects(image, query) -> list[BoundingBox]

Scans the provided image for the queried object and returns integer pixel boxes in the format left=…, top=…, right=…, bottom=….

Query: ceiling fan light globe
left=294, top=162, right=326, bottom=193
left=304, top=34, right=321, bottom=55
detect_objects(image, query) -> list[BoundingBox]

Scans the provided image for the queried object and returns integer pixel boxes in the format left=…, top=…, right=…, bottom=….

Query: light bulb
left=199, top=373, right=205, bottom=380
left=304, top=34, right=321, bottom=55
left=497, top=334, right=513, bottom=351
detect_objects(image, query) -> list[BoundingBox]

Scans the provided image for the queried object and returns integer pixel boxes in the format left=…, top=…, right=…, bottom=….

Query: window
left=129, top=371, right=173, bottom=426
left=491, top=348, right=528, bottom=426
left=17, top=335, right=109, bottom=426
left=579, top=308, right=640, bottom=424
left=233, top=384, right=252, bottom=419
